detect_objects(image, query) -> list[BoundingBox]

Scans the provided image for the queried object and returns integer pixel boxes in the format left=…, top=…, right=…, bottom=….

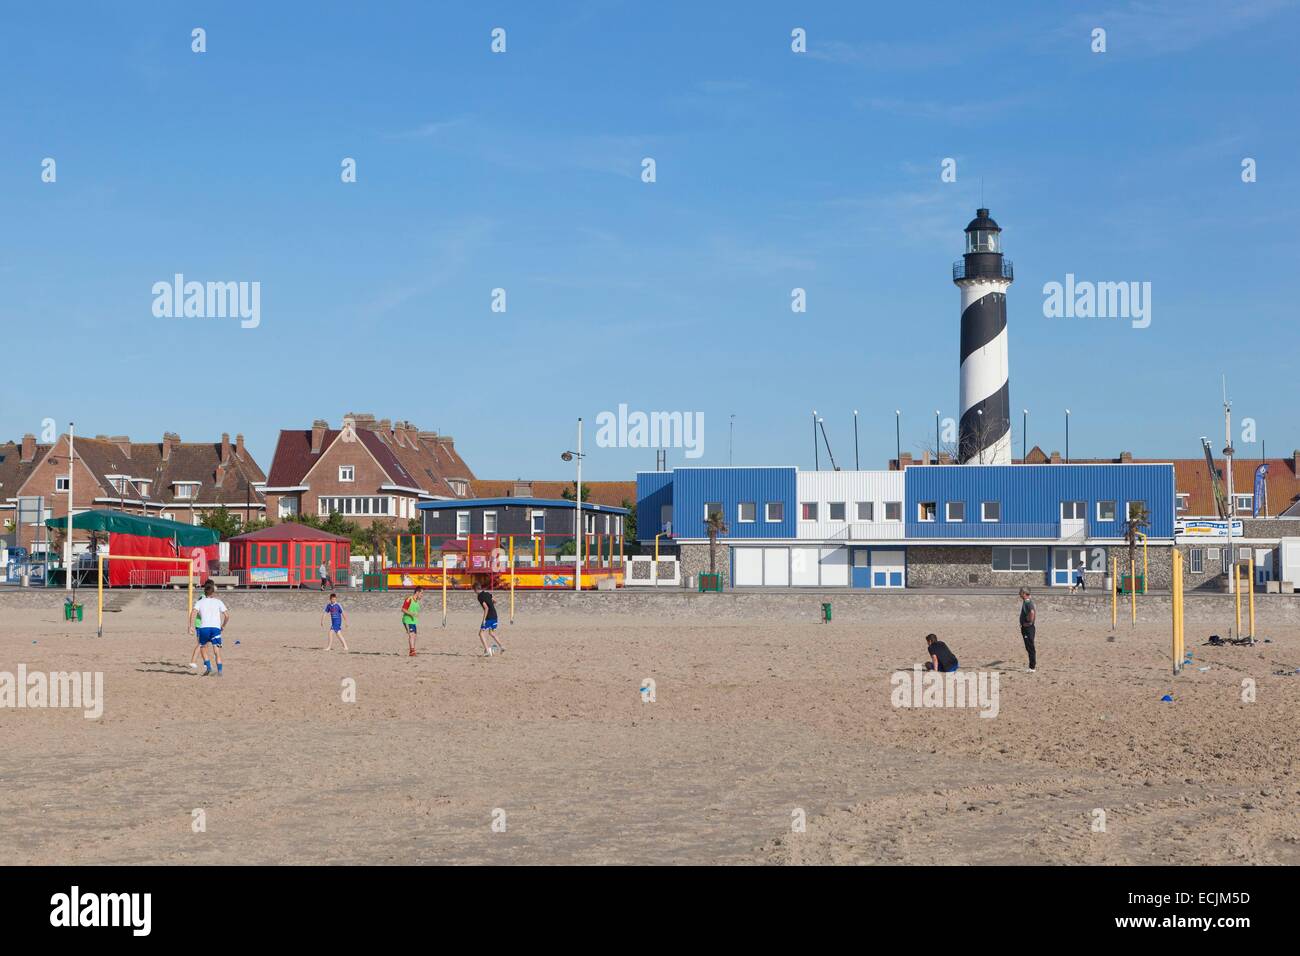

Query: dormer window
left=174, top=482, right=200, bottom=500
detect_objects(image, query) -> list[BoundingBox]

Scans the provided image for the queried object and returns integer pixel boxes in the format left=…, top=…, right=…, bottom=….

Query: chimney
left=110, top=435, right=131, bottom=459
left=1050, top=450, right=1062, bottom=464
left=921, top=449, right=931, bottom=465
left=938, top=452, right=952, bottom=464
left=1119, top=450, right=1133, bottom=463
left=311, top=419, right=328, bottom=454
left=899, top=452, right=913, bottom=470
left=220, top=432, right=231, bottom=463
left=392, top=421, right=406, bottom=446
left=20, top=433, right=36, bottom=463
left=377, top=418, right=392, bottom=435
left=404, top=423, right=422, bottom=450
left=162, top=432, right=180, bottom=462
left=235, top=433, right=245, bottom=460
left=1293, top=450, right=1299, bottom=474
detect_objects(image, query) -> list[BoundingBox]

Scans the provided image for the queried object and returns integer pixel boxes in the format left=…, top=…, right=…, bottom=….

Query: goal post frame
left=96, top=554, right=197, bottom=637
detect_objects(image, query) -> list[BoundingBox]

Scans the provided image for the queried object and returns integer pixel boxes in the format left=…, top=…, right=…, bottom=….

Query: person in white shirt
left=188, top=581, right=230, bottom=677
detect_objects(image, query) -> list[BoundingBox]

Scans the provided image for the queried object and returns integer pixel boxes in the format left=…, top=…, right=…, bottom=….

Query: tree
left=355, top=519, right=394, bottom=568
left=406, top=517, right=422, bottom=535
left=1124, top=502, right=1150, bottom=585
left=560, top=481, right=577, bottom=501
left=704, top=508, right=728, bottom=575
left=621, top=498, right=637, bottom=543
left=199, top=506, right=243, bottom=540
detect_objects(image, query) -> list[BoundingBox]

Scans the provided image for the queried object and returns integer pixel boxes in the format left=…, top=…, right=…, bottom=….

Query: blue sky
left=2, top=0, right=1297, bottom=480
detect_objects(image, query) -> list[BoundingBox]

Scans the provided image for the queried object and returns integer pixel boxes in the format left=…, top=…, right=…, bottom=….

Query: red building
left=229, top=523, right=350, bottom=587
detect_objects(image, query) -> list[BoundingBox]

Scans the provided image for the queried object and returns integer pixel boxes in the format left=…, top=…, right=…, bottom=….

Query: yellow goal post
left=97, top=554, right=197, bottom=637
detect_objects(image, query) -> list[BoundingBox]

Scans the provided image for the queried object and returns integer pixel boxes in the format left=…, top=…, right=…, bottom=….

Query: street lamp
left=895, top=410, right=901, bottom=469
left=1022, top=409, right=1028, bottom=463
left=560, top=417, right=586, bottom=592
left=934, top=410, right=941, bottom=464
left=1065, top=409, right=1071, bottom=463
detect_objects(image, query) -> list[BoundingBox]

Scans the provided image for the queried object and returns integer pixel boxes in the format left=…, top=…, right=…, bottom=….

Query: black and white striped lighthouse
left=953, top=207, right=1013, bottom=464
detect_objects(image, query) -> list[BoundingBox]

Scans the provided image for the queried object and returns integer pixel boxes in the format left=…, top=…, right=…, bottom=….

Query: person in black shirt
left=923, top=633, right=959, bottom=673
left=475, top=581, right=505, bottom=657
left=1019, top=587, right=1037, bottom=672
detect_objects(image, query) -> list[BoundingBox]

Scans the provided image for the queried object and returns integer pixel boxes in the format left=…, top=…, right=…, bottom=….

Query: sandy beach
left=2, top=590, right=1297, bottom=865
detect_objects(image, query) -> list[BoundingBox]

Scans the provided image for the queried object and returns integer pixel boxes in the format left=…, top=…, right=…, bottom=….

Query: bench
left=170, top=575, right=238, bottom=589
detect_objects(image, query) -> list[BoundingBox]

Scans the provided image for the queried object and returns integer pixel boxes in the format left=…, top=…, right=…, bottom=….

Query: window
left=992, top=546, right=1047, bottom=572
left=828, top=502, right=846, bottom=522
left=737, top=502, right=756, bottom=523
left=918, top=502, right=937, bottom=522
left=704, top=502, right=723, bottom=521
left=855, top=502, right=873, bottom=521
left=1189, top=548, right=1204, bottom=573
left=1061, top=501, right=1086, bottom=520
left=946, top=501, right=965, bottom=522
left=136, top=481, right=150, bottom=496
left=981, top=501, right=1000, bottom=522
left=1207, top=547, right=1220, bottom=562
left=531, top=511, right=545, bottom=535
left=55, top=476, right=70, bottom=492
left=339, top=466, right=355, bottom=482
left=1175, top=494, right=1190, bottom=513
left=1097, top=500, right=1116, bottom=522
left=884, top=501, right=902, bottom=521
left=456, top=512, right=470, bottom=538
left=174, top=483, right=198, bottom=499
left=765, top=502, right=784, bottom=522
left=1234, top=494, right=1253, bottom=514
left=484, top=512, right=498, bottom=535
left=1127, top=500, right=1147, bottom=521
left=800, top=502, right=818, bottom=521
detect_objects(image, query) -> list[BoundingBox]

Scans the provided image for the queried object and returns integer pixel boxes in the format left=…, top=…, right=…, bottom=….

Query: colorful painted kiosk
left=229, top=523, right=351, bottom=587
left=387, top=532, right=625, bottom=590
left=45, top=509, right=218, bottom=587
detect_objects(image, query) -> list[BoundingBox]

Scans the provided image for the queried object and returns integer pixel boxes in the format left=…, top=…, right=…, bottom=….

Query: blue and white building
left=637, top=463, right=1175, bottom=589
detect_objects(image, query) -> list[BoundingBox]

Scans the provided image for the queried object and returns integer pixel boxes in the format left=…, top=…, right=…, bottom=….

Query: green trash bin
left=821, top=602, right=832, bottom=623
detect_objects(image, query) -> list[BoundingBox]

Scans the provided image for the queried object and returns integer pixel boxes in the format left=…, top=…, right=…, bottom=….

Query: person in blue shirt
left=319, top=593, right=349, bottom=651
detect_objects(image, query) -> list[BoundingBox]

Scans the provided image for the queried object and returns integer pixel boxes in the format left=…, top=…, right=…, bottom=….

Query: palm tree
left=704, top=509, right=728, bottom=575
left=1124, top=502, right=1150, bottom=588
left=359, top=519, right=394, bottom=572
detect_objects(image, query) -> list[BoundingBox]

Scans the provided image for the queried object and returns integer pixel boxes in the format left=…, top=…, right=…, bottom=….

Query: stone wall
left=678, top=542, right=728, bottom=587
left=904, top=544, right=1172, bottom=590
left=7, top=583, right=1300, bottom=626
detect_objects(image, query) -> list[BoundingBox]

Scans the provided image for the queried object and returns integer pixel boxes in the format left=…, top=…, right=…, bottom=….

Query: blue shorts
left=330, top=622, right=343, bottom=632
left=481, top=618, right=498, bottom=631
left=197, top=627, right=223, bottom=647
left=404, top=622, right=417, bottom=635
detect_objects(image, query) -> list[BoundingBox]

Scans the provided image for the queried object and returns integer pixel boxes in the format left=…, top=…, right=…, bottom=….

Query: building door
left=870, top=549, right=905, bottom=588
left=734, top=548, right=763, bottom=586
left=1255, top=548, right=1275, bottom=586
left=851, top=548, right=872, bottom=588
left=1051, top=547, right=1086, bottom=586
left=763, top=547, right=790, bottom=586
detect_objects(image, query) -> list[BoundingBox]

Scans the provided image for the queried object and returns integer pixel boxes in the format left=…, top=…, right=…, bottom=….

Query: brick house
left=1, top=431, right=266, bottom=554
left=262, top=414, right=475, bottom=526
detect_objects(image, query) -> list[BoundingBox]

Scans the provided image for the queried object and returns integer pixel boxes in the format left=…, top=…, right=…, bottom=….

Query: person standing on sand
left=1018, top=587, right=1037, bottom=673
left=319, top=560, right=331, bottom=590
left=475, top=580, right=504, bottom=657
left=401, top=587, right=422, bottom=657
left=189, top=580, right=229, bottom=677
left=320, top=592, right=349, bottom=651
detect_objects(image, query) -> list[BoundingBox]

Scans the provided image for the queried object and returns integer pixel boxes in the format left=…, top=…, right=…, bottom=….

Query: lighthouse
left=953, top=208, right=1013, bottom=464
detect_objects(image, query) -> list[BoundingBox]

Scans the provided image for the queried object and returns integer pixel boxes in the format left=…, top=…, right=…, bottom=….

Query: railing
left=952, top=258, right=1014, bottom=281
left=906, top=521, right=1059, bottom=539
left=388, top=533, right=625, bottom=571
left=823, top=522, right=906, bottom=541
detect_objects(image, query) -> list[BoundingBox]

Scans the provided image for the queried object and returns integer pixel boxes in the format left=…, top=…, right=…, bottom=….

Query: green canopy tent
left=46, top=509, right=218, bottom=586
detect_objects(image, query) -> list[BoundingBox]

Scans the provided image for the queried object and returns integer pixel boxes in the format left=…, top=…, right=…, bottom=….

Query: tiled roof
left=266, top=418, right=476, bottom=497
left=469, top=479, right=636, bottom=508
left=0, top=441, right=51, bottom=503
left=5, top=435, right=265, bottom=507
left=230, top=523, right=348, bottom=542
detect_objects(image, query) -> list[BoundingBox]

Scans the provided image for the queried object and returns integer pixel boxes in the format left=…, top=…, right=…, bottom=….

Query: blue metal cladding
left=904, top=464, right=1175, bottom=539
left=670, top=467, right=797, bottom=540
left=635, top=471, right=674, bottom=542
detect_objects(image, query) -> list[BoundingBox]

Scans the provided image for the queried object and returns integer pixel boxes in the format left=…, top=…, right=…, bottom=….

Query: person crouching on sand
left=923, top=633, right=959, bottom=673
